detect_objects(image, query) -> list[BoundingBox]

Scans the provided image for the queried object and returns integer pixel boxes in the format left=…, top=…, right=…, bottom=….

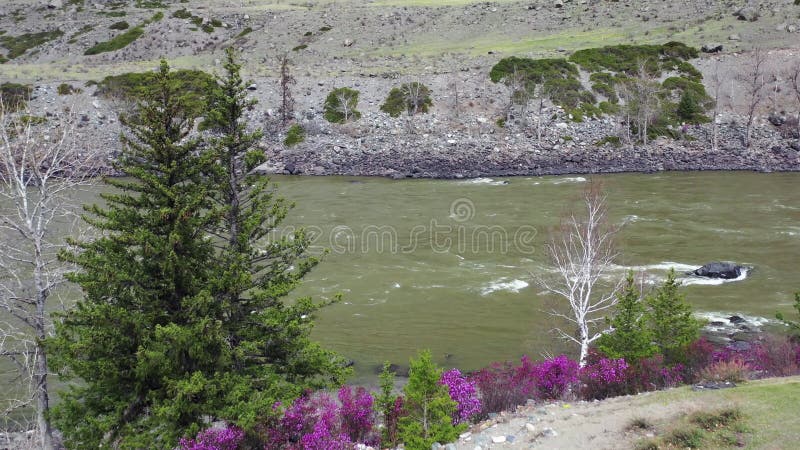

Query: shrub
left=398, top=350, right=464, bottom=450
left=266, top=393, right=354, bottom=449
left=664, top=426, right=704, bottom=448
left=323, top=87, right=361, bottom=123
left=57, top=83, right=80, bottom=95
left=380, top=82, right=433, bottom=118
left=84, top=26, right=144, bottom=55
left=594, top=135, right=621, bottom=147
left=689, top=408, right=742, bottom=430
left=109, top=21, right=130, bottom=30
left=700, top=359, right=751, bottom=383
left=0, top=29, right=64, bottom=59
left=580, top=357, right=629, bottom=400
left=179, top=425, right=244, bottom=450
left=470, top=361, right=526, bottom=418
left=0, top=82, right=32, bottom=111
left=284, top=124, right=305, bottom=147
left=625, top=354, right=684, bottom=393
left=520, top=355, right=579, bottom=400
left=236, top=27, right=253, bottom=38
left=292, top=44, right=307, bottom=51
left=569, top=42, right=697, bottom=76
left=598, top=101, right=620, bottom=115
left=439, top=369, right=481, bottom=425
left=682, top=338, right=716, bottom=382
left=776, top=292, right=800, bottom=337
left=172, top=8, right=193, bottom=19
left=338, top=386, right=378, bottom=445
left=94, top=69, right=218, bottom=119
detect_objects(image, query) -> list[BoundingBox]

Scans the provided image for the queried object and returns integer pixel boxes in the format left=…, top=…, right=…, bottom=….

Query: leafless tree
left=790, top=62, right=800, bottom=143
left=334, top=89, right=358, bottom=123
left=448, top=75, right=461, bottom=119
left=403, top=81, right=429, bottom=117
left=0, top=102, right=100, bottom=449
left=738, top=48, right=769, bottom=148
left=707, top=61, right=728, bottom=152
left=535, top=181, right=623, bottom=366
left=278, top=54, right=295, bottom=127
left=619, top=61, right=662, bottom=146
left=503, top=66, right=530, bottom=126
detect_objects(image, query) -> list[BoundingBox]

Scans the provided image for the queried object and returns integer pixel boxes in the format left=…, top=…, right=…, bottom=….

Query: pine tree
left=597, top=272, right=657, bottom=361
left=398, top=350, right=464, bottom=450
left=645, top=269, right=703, bottom=363
left=202, top=48, right=347, bottom=428
left=49, top=61, right=226, bottom=448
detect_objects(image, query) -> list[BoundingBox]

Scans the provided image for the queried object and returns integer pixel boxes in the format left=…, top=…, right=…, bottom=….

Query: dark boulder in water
left=689, top=262, right=745, bottom=279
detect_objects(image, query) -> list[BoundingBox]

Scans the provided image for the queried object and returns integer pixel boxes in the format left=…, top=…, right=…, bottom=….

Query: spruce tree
left=398, top=350, right=464, bottom=450
left=202, top=48, right=347, bottom=428
left=597, top=272, right=657, bottom=362
left=50, top=61, right=226, bottom=448
left=645, top=269, right=703, bottom=363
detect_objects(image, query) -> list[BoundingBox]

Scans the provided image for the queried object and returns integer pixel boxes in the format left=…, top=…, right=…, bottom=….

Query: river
left=2, top=171, right=799, bottom=396
left=275, top=172, right=800, bottom=380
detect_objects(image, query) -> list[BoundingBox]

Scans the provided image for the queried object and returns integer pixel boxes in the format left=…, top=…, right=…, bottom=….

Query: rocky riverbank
left=259, top=111, right=800, bottom=178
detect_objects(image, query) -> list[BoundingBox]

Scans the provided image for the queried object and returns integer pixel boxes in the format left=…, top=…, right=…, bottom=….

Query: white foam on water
left=614, top=262, right=699, bottom=273
left=552, top=176, right=587, bottom=185
left=392, top=282, right=401, bottom=288
left=480, top=278, right=529, bottom=295
left=460, top=177, right=508, bottom=186
left=681, top=267, right=749, bottom=286
left=696, top=311, right=773, bottom=328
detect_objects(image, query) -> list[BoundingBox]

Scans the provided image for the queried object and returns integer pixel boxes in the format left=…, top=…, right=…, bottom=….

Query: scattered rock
left=692, top=381, right=737, bottom=390
left=701, top=43, right=723, bottom=53
left=47, top=0, right=63, bottom=9
left=525, top=423, right=536, bottom=432
left=769, top=112, right=786, bottom=127
left=728, top=34, right=741, bottom=41
left=542, top=427, right=558, bottom=437
left=491, top=435, right=506, bottom=444
left=734, top=7, right=759, bottom=22
left=247, top=84, right=258, bottom=91
left=343, top=38, right=354, bottom=47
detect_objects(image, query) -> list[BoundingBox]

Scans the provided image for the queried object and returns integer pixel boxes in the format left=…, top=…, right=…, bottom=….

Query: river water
left=2, top=172, right=799, bottom=395
left=273, top=172, right=800, bottom=379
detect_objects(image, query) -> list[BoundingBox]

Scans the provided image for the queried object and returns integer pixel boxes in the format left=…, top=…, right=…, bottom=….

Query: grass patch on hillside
left=68, top=24, right=95, bottom=44
left=93, top=68, right=218, bottom=118
left=85, top=26, right=144, bottom=55
left=0, top=30, right=64, bottom=60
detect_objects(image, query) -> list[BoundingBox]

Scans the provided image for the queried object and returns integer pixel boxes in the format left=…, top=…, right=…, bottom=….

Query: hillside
left=2, top=1, right=800, bottom=178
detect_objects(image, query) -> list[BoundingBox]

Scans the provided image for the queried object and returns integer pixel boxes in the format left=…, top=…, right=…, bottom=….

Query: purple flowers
left=179, top=425, right=244, bottom=450
left=439, top=369, right=481, bottom=424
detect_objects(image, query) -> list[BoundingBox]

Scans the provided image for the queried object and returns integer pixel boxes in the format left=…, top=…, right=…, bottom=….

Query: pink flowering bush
left=439, top=369, right=481, bottom=424
left=264, top=387, right=378, bottom=449
left=179, top=425, right=244, bottom=450
left=529, top=355, right=580, bottom=400
left=580, top=357, right=629, bottom=399
left=338, top=386, right=379, bottom=445
left=470, top=361, right=528, bottom=418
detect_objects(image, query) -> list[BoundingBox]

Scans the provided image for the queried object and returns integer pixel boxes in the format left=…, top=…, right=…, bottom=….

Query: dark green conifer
left=597, top=272, right=657, bottom=361
left=645, top=269, right=703, bottom=363
left=50, top=60, right=223, bottom=448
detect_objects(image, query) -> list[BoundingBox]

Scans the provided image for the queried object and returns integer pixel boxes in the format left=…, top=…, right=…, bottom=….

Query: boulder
left=734, top=7, right=759, bottom=22
left=48, top=0, right=63, bottom=8
left=701, top=43, right=724, bottom=53
left=768, top=111, right=786, bottom=127
left=689, top=262, right=744, bottom=279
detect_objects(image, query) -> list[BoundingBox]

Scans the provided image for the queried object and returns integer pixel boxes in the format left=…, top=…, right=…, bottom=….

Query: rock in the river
left=690, top=262, right=745, bottom=279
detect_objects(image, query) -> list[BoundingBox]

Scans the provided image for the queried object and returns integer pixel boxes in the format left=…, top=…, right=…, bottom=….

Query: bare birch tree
left=738, top=48, right=769, bottom=148
left=0, top=101, right=100, bottom=449
left=620, top=62, right=662, bottom=146
left=707, top=61, right=728, bottom=152
left=790, top=62, right=800, bottom=143
left=535, top=181, right=622, bottom=366
left=334, top=89, right=358, bottom=123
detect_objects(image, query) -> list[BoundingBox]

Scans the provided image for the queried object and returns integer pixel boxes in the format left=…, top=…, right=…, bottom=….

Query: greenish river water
left=274, top=172, right=800, bottom=379
left=2, top=172, right=799, bottom=398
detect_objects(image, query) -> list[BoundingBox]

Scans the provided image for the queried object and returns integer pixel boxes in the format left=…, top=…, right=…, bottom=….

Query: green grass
left=0, top=82, right=33, bottom=111
left=0, top=30, right=64, bottom=60
left=109, top=21, right=130, bottom=30
left=84, top=26, right=144, bottom=55
left=629, top=377, right=800, bottom=449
